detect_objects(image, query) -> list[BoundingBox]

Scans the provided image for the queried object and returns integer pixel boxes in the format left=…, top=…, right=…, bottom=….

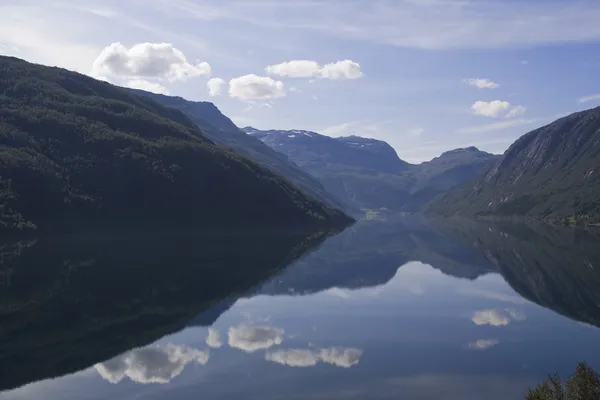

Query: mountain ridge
left=127, top=90, right=350, bottom=213
left=0, top=56, right=352, bottom=231
left=426, top=106, right=600, bottom=222
left=245, top=126, right=499, bottom=212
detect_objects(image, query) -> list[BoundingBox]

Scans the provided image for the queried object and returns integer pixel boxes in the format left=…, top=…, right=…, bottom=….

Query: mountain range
left=426, top=107, right=600, bottom=223
left=127, top=89, right=349, bottom=213
left=245, top=127, right=499, bottom=212
left=0, top=56, right=350, bottom=231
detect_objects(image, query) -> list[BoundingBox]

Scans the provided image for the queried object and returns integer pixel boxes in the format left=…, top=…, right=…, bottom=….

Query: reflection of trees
left=436, top=219, right=600, bottom=328
left=0, top=229, right=330, bottom=391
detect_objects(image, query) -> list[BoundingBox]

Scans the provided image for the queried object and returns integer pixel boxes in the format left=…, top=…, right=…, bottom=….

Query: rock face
left=246, top=127, right=498, bottom=212
left=426, top=106, right=600, bottom=222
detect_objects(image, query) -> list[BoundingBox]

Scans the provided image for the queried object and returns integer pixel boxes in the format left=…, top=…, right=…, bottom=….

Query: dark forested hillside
left=246, top=127, right=498, bottom=212
left=0, top=56, right=352, bottom=231
left=127, top=89, right=348, bottom=212
left=426, top=107, right=600, bottom=222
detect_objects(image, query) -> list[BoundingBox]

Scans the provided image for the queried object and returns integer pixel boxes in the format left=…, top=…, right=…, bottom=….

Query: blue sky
left=2, top=0, right=600, bottom=162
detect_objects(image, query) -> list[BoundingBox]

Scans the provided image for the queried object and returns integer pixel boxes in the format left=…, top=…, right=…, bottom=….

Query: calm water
left=1, top=217, right=600, bottom=399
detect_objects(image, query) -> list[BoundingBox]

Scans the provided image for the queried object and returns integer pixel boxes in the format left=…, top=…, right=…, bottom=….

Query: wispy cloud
left=463, top=78, right=499, bottom=89
left=457, top=119, right=538, bottom=135
left=159, top=0, right=600, bottom=50
left=578, top=94, right=600, bottom=103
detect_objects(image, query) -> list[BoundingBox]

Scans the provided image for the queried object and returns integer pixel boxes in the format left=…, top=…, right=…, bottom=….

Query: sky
left=2, top=0, right=600, bottom=163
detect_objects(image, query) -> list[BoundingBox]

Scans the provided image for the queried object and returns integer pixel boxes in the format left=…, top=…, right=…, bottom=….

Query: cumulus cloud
left=229, top=74, right=285, bottom=100
left=265, top=347, right=362, bottom=368
left=125, top=79, right=169, bottom=95
left=266, top=59, right=362, bottom=80
left=468, top=339, right=499, bottom=350
left=206, top=328, right=223, bottom=348
left=463, top=78, right=499, bottom=89
left=471, top=101, right=527, bottom=118
left=92, top=42, right=211, bottom=82
left=266, top=60, right=321, bottom=78
left=228, top=325, right=285, bottom=352
left=207, top=77, right=226, bottom=96
left=472, top=308, right=526, bottom=326
left=95, top=344, right=209, bottom=384
left=471, top=100, right=511, bottom=117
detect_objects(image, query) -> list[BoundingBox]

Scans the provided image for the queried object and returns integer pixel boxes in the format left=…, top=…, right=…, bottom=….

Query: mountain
left=0, top=56, right=351, bottom=231
left=245, top=127, right=498, bottom=212
left=126, top=90, right=348, bottom=213
left=0, top=229, right=330, bottom=391
left=426, top=107, right=600, bottom=222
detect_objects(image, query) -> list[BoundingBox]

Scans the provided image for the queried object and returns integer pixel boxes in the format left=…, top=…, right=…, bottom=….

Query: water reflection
left=95, top=344, right=210, bottom=384
left=0, top=229, right=331, bottom=392
left=2, top=217, right=600, bottom=399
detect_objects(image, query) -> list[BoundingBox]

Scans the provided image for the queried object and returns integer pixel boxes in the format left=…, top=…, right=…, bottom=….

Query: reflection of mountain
left=254, top=215, right=493, bottom=297
left=435, top=219, right=600, bottom=328
left=0, top=229, right=330, bottom=391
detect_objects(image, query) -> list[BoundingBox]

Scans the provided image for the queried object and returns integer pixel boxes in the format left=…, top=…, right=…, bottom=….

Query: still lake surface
left=1, top=216, right=600, bottom=399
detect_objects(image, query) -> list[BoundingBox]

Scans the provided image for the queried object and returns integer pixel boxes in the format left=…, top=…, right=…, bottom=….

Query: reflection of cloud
left=318, top=347, right=362, bottom=368
left=472, top=308, right=526, bottom=326
left=266, top=347, right=362, bottom=368
left=266, top=349, right=320, bottom=367
left=228, top=325, right=284, bottom=352
left=206, top=328, right=222, bottom=348
left=468, top=339, right=499, bottom=350
left=95, top=344, right=209, bottom=384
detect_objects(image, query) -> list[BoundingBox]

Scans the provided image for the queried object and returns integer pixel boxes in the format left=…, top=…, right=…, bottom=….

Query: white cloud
left=92, top=42, right=211, bottom=82
left=266, top=59, right=362, bottom=80
left=206, top=328, right=223, bottom=348
left=471, top=308, right=526, bottom=326
left=229, top=74, right=285, bottom=100
left=505, top=105, right=527, bottom=118
left=266, top=60, right=321, bottom=78
left=463, top=78, right=499, bottom=89
left=471, top=100, right=511, bottom=117
left=319, top=60, right=363, bottom=80
left=578, top=94, right=600, bottom=103
left=207, top=77, right=226, bottom=96
left=468, top=339, right=499, bottom=350
left=265, top=347, right=362, bottom=368
left=125, top=79, right=169, bottom=95
left=228, top=325, right=285, bottom=352
left=457, top=118, right=538, bottom=135
left=95, top=344, right=209, bottom=384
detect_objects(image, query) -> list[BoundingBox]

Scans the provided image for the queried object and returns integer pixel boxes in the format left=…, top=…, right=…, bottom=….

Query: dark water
left=1, top=217, right=600, bottom=399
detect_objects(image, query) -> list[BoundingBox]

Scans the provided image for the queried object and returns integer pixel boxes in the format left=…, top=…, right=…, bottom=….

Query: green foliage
left=527, top=363, right=600, bottom=400
left=0, top=56, right=352, bottom=231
